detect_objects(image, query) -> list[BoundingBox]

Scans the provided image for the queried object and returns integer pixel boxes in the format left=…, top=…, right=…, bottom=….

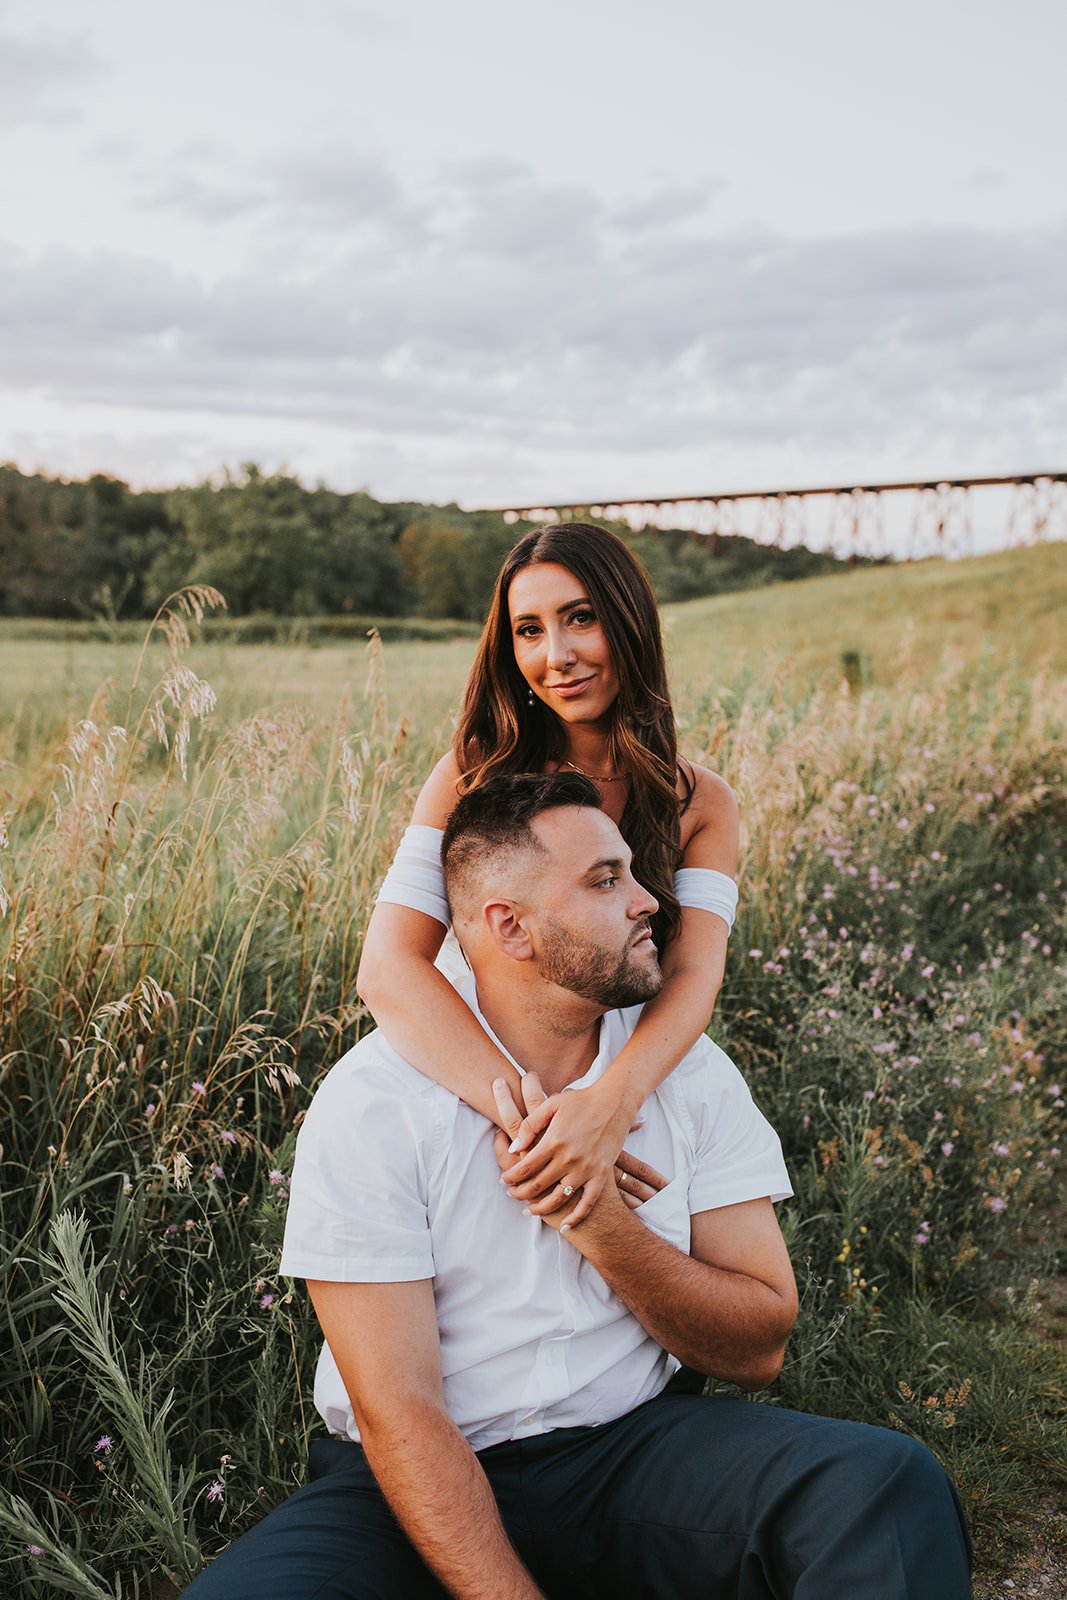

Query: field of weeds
left=1, top=567, right=1065, bottom=1596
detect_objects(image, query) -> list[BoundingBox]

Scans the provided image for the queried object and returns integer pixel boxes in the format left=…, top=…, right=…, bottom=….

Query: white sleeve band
left=375, top=824, right=450, bottom=927
left=673, top=867, right=738, bottom=931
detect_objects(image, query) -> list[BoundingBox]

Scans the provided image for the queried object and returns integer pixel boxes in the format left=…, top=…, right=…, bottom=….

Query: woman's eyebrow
left=511, top=597, right=593, bottom=623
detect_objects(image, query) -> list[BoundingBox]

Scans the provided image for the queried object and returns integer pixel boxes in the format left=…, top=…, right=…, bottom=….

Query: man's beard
left=538, top=916, right=663, bottom=1008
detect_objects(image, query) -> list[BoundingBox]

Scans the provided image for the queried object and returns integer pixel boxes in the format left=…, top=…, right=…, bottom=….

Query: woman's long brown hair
left=451, top=522, right=693, bottom=951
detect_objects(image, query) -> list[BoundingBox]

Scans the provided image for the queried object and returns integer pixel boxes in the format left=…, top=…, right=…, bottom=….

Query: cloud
left=0, top=27, right=101, bottom=126
left=611, top=185, right=720, bottom=232
left=1, top=156, right=1064, bottom=485
left=965, top=168, right=1007, bottom=190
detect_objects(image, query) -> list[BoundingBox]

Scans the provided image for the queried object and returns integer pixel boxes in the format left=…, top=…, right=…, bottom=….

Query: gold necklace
left=563, top=758, right=626, bottom=783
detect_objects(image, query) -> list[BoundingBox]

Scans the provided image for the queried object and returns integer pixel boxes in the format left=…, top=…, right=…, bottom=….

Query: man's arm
left=564, top=1192, right=797, bottom=1390
left=494, top=1080, right=797, bottom=1392
left=307, top=1278, right=544, bottom=1600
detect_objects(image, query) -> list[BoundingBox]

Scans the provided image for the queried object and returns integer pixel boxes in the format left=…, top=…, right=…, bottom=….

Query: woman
left=356, top=521, right=739, bottom=1225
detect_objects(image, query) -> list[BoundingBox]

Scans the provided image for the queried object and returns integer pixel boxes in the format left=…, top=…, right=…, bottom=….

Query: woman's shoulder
left=677, top=762, right=739, bottom=864
left=679, top=760, right=737, bottom=818
left=411, top=750, right=465, bottom=828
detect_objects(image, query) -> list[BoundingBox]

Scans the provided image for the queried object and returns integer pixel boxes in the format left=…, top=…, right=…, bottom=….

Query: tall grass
left=1, top=591, right=1064, bottom=1595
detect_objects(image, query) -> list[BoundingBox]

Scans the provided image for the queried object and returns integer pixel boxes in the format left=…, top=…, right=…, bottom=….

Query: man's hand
left=492, top=1076, right=667, bottom=1233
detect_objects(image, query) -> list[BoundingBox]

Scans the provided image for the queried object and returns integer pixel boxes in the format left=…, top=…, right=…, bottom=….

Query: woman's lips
left=548, top=676, right=595, bottom=699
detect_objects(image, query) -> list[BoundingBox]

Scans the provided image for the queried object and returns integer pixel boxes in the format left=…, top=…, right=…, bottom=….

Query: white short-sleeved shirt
left=280, top=981, right=792, bottom=1452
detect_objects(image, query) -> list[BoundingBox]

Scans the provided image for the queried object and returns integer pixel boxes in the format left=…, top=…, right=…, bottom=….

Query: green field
left=1, top=548, right=1064, bottom=1596
left=2, top=544, right=1064, bottom=751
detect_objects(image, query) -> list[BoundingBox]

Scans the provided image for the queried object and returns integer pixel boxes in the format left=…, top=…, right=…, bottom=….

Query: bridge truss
left=482, top=472, right=1067, bottom=561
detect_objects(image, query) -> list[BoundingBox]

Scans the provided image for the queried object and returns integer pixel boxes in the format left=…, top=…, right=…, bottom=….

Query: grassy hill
left=2, top=545, right=1064, bottom=750
left=662, top=541, right=1067, bottom=690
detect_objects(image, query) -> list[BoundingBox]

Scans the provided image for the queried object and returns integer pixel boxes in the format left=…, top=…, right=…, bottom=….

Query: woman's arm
left=355, top=754, right=525, bottom=1122
left=500, top=767, right=739, bottom=1225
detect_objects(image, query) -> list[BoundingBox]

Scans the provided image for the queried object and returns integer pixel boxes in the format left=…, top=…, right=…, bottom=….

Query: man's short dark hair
left=442, top=772, right=600, bottom=920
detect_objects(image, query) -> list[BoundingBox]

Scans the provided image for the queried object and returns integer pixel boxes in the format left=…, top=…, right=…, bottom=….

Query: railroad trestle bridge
left=481, top=472, right=1067, bottom=561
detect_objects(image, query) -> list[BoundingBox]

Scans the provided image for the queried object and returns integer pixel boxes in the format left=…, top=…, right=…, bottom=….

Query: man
left=184, top=772, right=972, bottom=1599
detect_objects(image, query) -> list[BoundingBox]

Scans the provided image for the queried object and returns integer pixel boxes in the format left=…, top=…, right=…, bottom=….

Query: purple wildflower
left=987, top=1196, right=1008, bottom=1214
left=94, top=1435, right=114, bottom=1454
left=26, top=1544, right=44, bottom=1557
left=259, top=1293, right=275, bottom=1310
left=191, top=1081, right=207, bottom=1098
left=207, top=1480, right=225, bottom=1503
left=220, top=1130, right=238, bottom=1145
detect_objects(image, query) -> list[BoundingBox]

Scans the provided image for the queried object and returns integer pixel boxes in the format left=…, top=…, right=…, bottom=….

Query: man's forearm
left=573, top=1205, right=793, bottom=1390
left=359, top=1397, right=543, bottom=1600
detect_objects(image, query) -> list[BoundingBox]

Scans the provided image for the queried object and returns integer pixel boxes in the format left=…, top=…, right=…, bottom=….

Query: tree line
left=0, top=463, right=851, bottom=623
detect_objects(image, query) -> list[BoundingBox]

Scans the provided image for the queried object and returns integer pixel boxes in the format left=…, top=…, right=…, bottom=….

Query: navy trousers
left=181, top=1392, right=973, bottom=1598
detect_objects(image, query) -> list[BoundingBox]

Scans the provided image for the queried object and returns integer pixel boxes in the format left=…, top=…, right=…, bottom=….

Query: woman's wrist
left=592, top=1068, right=646, bottom=1139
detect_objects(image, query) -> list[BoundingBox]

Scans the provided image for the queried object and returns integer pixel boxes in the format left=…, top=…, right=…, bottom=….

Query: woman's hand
left=493, top=1075, right=645, bottom=1228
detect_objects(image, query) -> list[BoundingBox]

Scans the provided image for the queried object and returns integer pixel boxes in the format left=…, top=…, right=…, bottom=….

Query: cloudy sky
left=1, top=0, right=1064, bottom=509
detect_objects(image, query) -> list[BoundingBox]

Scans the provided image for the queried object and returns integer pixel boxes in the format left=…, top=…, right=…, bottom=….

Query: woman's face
left=506, top=561, right=620, bottom=726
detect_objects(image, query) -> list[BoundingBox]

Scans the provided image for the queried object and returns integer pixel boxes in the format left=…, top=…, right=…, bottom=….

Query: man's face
left=526, top=806, right=663, bottom=1008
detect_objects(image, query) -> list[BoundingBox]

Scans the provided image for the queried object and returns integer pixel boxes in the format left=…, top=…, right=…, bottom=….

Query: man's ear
left=482, top=898, right=535, bottom=962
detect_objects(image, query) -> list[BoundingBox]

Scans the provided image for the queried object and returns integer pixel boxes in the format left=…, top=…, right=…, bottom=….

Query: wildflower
left=921, top=964, right=935, bottom=978
left=220, top=1130, right=238, bottom=1145
left=26, top=1544, right=44, bottom=1557
left=211, top=1164, right=224, bottom=1180
left=207, top=1480, right=225, bottom=1503
left=993, top=1143, right=1009, bottom=1156
left=191, top=1081, right=207, bottom=1098
left=987, top=1197, right=1008, bottom=1213
left=94, top=1435, right=114, bottom=1454
left=259, top=1293, right=275, bottom=1310
left=268, top=1170, right=286, bottom=1187
left=916, top=1225, right=930, bottom=1246
left=940, top=1141, right=954, bottom=1157
left=895, top=818, right=909, bottom=831
left=748, top=948, right=762, bottom=960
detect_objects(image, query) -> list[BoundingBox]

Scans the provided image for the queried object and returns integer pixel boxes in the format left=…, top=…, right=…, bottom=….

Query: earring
left=527, top=689, right=535, bottom=706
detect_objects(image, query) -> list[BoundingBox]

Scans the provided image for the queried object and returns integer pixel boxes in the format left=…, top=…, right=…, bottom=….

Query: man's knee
left=805, top=1417, right=964, bottom=1536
